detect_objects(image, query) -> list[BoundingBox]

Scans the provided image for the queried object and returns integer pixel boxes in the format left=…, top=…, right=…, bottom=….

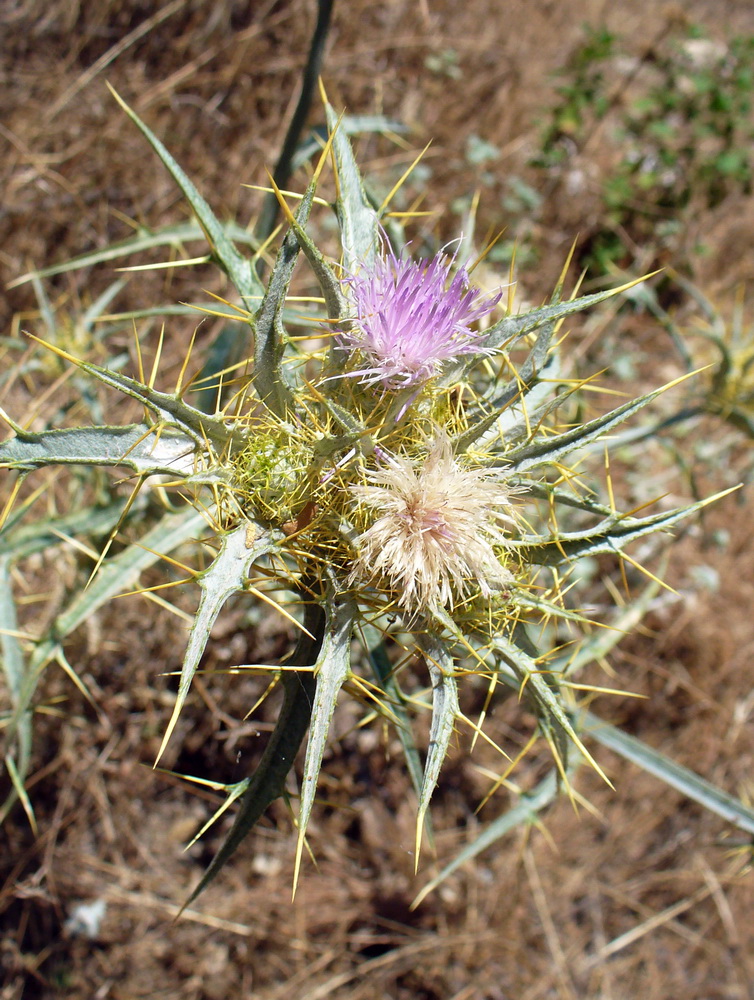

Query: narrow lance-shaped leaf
left=40, top=507, right=208, bottom=656
left=252, top=181, right=317, bottom=417
left=0, top=555, right=32, bottom=825
left=271, top=183, right=347, bottom=322
left=443, top=278, right=650, bottom=391
left=548, top=572, right=664, bottom=678
left=0, top=501, right=130, bottom=821
left=28, top=270, right=59, bottom=337
left=290, top=114, right=408, bottom=173
left=156, top=520, right=277, bottom=763
left=457, top=375, right=576, bottom=463
left=516, top=480, right=615, bottom=518
left=43, top=352, right=237, bottom=448
left=8, top=222, right=260, bottom=290
left=411, top=766, right=568, bottom=910
left=108, top=86, right=263, bottom=305
left=325, top=101, right=380, bottom=271
left=485, top=333, right=564, bottom=425
left=17, top=507, right=209, bottom=717
left=582, top=709, right=754, bottom=836
left=81, top=278, right=130, bottom=330
left=412, top=583, right=673, bottom=908
left=13, top=337, right=236, bottom=450
left=485, top=380, right=577, bottom=455
left=3, top=506, right=208, bottom=821
left=492, top=632, right=608, bottom=783
left=0, top=425, right=197, bottom=476
left=363, top=625, right=426, bottom=803
left=452, top=322, right=557, bottom=450
left=483, top=277, right=651, bottom=355
left=0, top=499, right=128, bottom=560
left=416, top=632, right=460, bottom=862
left=511, top=488, right=735, bottom=566
left=294, top=589, right=357, bottom=885
left=182, top=602, right=325, bottom=911
left=503, top=376, right=694, bottom=474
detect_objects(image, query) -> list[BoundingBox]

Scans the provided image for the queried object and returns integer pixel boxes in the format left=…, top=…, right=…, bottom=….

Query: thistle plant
left=2, top=90, right=752, bottom=911
left=679, top=283, right=754, bottom=441
left=616, top=276, right=754, bottom=466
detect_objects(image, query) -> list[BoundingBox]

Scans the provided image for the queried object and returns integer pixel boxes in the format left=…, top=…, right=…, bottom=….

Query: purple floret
left=339, top=247, right=501, bottom=389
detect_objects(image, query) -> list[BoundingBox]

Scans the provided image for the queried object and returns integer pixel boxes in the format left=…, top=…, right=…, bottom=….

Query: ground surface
left=2, top=2, right=754, bottom=998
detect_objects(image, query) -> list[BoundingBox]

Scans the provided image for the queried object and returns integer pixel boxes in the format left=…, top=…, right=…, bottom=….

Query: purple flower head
left=339, top=245, right=501, bottom=389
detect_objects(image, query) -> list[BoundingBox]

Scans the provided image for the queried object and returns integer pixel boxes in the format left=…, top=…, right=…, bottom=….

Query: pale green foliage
left=2, top=92, right=753, bottom=910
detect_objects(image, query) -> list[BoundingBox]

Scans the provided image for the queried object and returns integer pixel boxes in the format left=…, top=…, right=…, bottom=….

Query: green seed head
left=232, top=428, right=312, bottom=525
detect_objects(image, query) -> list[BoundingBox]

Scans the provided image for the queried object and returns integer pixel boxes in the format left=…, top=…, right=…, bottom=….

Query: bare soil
left=2, top=2, right=754, bottom=998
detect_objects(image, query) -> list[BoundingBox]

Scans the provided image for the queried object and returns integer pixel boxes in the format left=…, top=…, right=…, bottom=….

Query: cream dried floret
left=350, top=433, right=515, bottom=611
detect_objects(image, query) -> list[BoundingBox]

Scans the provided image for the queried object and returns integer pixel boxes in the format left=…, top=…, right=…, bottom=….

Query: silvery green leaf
left=315, top=395, right=368, bottom=441
left=182, top=603, right=325, bottom=911
left=454, top=342, right=570, bottom=455
left=21, top=506, right=208, bottom=705
left=515, top=480, right=614, bottom=518
left=583, top=710, right=754, bottom=836
left=252, top=183, right=317, bottom=416
left=0, top=500, right=128, bottom=559
left=95, top=303, right=235, bottom=322
left=514, top=590, right=591, bottom=625
left=443, top=314, right=556, bottom=397
left=445, top=280, right=649, bottom=391
left=325, top=102, right=380, bottom=271
left=272, top=187, right=347, bottom=323
left=157, top=520, right=277, bottom=762
left=492, top=633, right=602, bottom=777
left=0, top=425, right=197, bottom=476
left=493, top=343, right=564, bottom=435
left=510, top=489, right=733, bottom=566
left=294, top=229, right=346, bottom=321
left=290, top=115, right=407, bottom=173
left=28, top=270, right=58, bottom=338
left=416, top=633, right=459, bottom=854
left=0, top=556, right=31, bottom=826
left=108, top=87, right=263, bottom=305
left=503, top=381, right=675, bottom=473
left=2, top=505, right=208, bottom=822
left=81, top=279, right=130, bottom=330
left=548, top=572, right=664, bottom=678
left=294, top=590, right=357, bottom=875
left=363, top=626, right=426, bottom=803
left=484, top=279, right=647, bottom=353
left=8, top=222, right=260, bottom=290
left=2, top=499, right=131, bottom=821
left=412, top=766, right=566, bottom=909
left=46, top=357, right=237, bottom=448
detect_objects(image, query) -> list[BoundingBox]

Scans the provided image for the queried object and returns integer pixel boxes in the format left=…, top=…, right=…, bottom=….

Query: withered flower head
left=350, top=433, right=515, bottom=611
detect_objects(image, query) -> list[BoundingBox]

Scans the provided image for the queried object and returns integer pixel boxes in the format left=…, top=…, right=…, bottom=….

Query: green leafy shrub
left=534, top=24, right=754, bottom=274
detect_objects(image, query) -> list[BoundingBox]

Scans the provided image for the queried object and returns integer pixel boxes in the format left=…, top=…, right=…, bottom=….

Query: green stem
left=256, top=0, right=336, bottom=244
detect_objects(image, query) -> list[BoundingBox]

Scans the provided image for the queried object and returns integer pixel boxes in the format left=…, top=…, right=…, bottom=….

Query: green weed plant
left=2, top=90, right=754, bottom=910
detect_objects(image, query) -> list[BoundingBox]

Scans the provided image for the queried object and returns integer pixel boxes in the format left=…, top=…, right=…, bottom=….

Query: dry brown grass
left=2, top=2, right=754, bottom=998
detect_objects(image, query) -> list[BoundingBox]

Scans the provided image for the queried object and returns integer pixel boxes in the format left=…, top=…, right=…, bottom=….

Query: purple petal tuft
left=339, top=246, right=501, bottom=388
